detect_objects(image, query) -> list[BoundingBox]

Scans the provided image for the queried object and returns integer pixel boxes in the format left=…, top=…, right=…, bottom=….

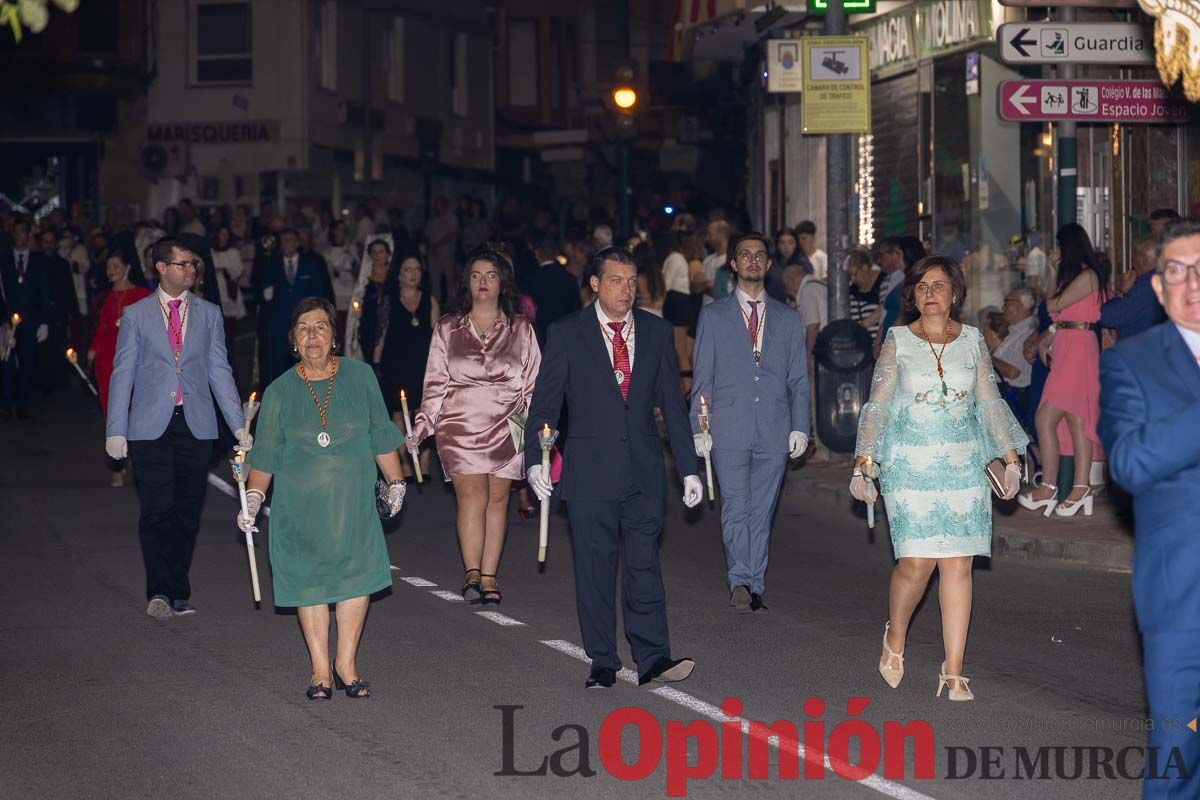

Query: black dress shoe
left=586, top=667, right=617, bottom=689
left=730, top=585, right=752, bottom=613
left=638, top=657, right=695, bottom=686
left=750, top=592, right=768, bottom=612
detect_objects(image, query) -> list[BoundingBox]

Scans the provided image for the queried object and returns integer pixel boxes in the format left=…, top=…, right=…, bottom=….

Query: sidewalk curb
left=780, top=471, right=1133, bottom=571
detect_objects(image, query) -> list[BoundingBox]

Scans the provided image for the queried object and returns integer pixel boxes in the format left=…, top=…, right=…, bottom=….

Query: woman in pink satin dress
left=1018, top=223, right=1109, bottom=518
left=407, top=247, right=541, bottom=604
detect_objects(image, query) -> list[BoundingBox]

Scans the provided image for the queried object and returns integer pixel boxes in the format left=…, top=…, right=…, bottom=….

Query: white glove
left=693, top=432, right=712, bottom=457
left=849, top=474, right=877, bottom=503
left=1002, top=463, right=1021, bottom=500
left=404, top=432, right=421, bottom=456
left=527, top=464, right=553, bottom=501
left=238, top=489, right=264, bottom=534
left=682, top=475, right=703, bottom=508
left=233, top=427, right=253, bottom=452
left=36, top=324, right=49, bottom=343
left=105, top=435, right=128, bottom=460
left=788, top=431, right=809, bottom=459
left=262, top=286, right=275, bottom=302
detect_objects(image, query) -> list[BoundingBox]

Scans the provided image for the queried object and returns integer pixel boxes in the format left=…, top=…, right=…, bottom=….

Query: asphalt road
left=0, top=391, right=1150, bottom=800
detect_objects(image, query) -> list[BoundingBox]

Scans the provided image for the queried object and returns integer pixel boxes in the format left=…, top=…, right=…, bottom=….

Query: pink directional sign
left=999, top=80, right=1191, bottom=124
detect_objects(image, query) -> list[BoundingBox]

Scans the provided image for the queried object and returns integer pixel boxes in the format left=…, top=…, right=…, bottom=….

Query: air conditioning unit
left=140, top=142, right=190, bottom=180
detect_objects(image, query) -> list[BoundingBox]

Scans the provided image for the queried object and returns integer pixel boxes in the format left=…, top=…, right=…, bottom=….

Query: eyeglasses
left=914, top=281, right=948, bottom=296
left=1160, top=258, right=1200, bottom=286
left=164, top=259, right=201, bottom=271
left=735, top=250, right=769, bottom=264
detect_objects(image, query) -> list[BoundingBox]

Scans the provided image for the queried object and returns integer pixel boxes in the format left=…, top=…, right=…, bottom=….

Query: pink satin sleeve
left=413, top=316, right=450, bottom=442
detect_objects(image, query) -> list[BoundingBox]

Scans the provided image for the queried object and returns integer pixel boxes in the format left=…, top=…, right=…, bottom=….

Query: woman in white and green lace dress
left=850, top=255, right=1028, bottom=702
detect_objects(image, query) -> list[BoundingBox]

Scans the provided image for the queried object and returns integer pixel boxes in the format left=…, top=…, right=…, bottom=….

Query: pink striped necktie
left=168, top=299, right=183, bottom=404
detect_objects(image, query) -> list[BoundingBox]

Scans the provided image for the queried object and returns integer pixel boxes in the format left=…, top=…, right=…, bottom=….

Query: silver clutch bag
left=984, top=459, right=1008, bottom=498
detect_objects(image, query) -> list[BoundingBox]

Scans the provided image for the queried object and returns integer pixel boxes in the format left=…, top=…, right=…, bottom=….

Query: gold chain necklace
left=918, top=319, right=951, bottom=396
left=299, top=356, right=338, bottom=447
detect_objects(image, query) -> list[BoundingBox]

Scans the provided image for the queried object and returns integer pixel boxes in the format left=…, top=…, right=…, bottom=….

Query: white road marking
left=207, top=473, right=270, bottom=517
left=475, top=611, right=526, bottom=627
left=538, top=639, right=938, bottom=800
left=399, top=576, right=437, bottom=587
left=429, top=589, right=464, bottom=603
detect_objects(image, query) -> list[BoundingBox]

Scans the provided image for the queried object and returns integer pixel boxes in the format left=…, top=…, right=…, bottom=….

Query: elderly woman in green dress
left=850, top=256, right=1027, bottom=702
left=237, top=297, right=407, bottom=700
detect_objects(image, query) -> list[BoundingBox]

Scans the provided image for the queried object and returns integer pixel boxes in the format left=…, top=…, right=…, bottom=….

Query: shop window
left=507, top=19, right=538, bottom=108
left=192, top=1, right=252, bottom=85
left=387, top=18, right=405, bottom=104
left=78, top=0, right=119, bottom=54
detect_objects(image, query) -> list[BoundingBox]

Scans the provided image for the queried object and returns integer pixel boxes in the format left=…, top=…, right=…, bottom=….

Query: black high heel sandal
left=462, top=568, right=483, bottom=604
left=333, top=668, right=371, bottom=698
left=306, top=682, right=332, bottom=701
left=480, top=573, right=503, bottom=605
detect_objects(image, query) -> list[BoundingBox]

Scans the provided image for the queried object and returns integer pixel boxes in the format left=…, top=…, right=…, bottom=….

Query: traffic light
left=607, top=64, right=641, bottom=139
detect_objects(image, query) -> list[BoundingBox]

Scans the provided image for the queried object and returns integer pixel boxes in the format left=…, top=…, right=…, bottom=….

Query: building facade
left=144, top=0, right=494, bottom=225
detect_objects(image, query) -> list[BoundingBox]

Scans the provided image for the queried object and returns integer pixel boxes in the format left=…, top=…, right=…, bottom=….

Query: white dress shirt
left=157, top=286, right=191, bottom=346
left=734, top=286, right=767, bottom=349
left=662, top=251, right=690, bottom=294
left=595, top=303, right=635, bottom=372
left=1177, top=324, right=1200, bottom=363
left=993, top=315, right=1037, bottom=388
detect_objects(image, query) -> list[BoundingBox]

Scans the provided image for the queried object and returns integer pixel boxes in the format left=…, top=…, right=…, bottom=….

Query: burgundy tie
left=747, top=300, right=760, bottom=347
left=608, top=321, right=631, bottom=400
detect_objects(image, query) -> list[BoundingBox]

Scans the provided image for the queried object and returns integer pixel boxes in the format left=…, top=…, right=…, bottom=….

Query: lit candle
left=352, top=298, right=362, bottom=314
left=399, top=389, right=422, bottom=483
left=11, top=313, right=20, bottom=329
left=64, top=347, right=98, bottom=396
left=229, top=449, right=261, bottom=603
left=243, top=390, right=260, bottom=428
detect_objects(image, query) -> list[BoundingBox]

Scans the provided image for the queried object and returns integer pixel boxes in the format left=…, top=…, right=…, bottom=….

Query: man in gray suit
left=690, top=232, right=810, bottom=612
left=106, top=236, right=250, bottom=619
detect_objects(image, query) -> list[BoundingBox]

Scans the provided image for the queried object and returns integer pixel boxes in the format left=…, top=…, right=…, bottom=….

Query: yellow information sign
left=801, top=36, right=871, bottom=135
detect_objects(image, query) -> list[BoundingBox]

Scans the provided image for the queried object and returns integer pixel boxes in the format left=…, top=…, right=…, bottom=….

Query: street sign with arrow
left=999, top=80, right=1190, bottom=124
left=998, top=22, right=1154, bottom=65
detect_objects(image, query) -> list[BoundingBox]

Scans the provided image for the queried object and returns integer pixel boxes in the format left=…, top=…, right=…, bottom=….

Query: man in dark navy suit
left=522, top=237, right=582, bottom=346
left=259, top=228, right=334, bottom=382
left=525, top=246, right=703, bottom=689
left=0, top=217, right=51, bottom=418
left=1100, top=220, right=1200, bottom=799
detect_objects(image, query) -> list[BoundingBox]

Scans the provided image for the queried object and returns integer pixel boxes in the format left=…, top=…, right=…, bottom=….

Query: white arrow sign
left=1007, top=84, right=1036, bottom=116
left=998, top=22, right=1154, bottom=65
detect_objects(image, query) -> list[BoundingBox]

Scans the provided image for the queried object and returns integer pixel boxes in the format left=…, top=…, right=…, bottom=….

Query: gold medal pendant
left=614, top=369, right=624, bottom=385
left=318, top=431, right=331, bottom=447
left=411, top=317, right=420, bottom=327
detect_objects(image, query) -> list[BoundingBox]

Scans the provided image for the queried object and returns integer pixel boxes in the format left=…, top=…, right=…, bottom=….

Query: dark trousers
left=566, top=487, right=671, bottom=677
left=129, top=408, right=213, bottom=601
left=1, top=334, right=36, bottom=412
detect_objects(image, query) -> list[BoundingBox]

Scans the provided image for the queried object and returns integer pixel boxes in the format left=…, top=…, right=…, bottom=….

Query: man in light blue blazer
left=105, top=236, right=249, bottom=619
left=691, top=232, right=810, bottom=612
left=1099, top=220, right=1200, bottom=798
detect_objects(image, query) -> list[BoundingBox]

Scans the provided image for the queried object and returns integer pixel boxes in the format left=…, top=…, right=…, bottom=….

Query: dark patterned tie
left=747, top=300, right=760, bottom=346
left=608, top=321, right=631, bottom=400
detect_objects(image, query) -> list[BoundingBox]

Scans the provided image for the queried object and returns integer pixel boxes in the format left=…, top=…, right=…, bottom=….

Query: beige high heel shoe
left=879, top=621, right=904, bottom=689
left=936, top=662, right=974, bottom=701
left=1054, top=485, right=1094, bottom=517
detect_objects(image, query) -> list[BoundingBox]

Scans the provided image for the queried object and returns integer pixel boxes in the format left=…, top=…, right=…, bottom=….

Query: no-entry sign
left=999, top=80, right=1191, bottom=124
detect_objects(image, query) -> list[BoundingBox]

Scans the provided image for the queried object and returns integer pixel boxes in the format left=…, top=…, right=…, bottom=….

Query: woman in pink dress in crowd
left=406, top=247, right=541, bottom=604
left=1018, top=223, right=1109, bottom=517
